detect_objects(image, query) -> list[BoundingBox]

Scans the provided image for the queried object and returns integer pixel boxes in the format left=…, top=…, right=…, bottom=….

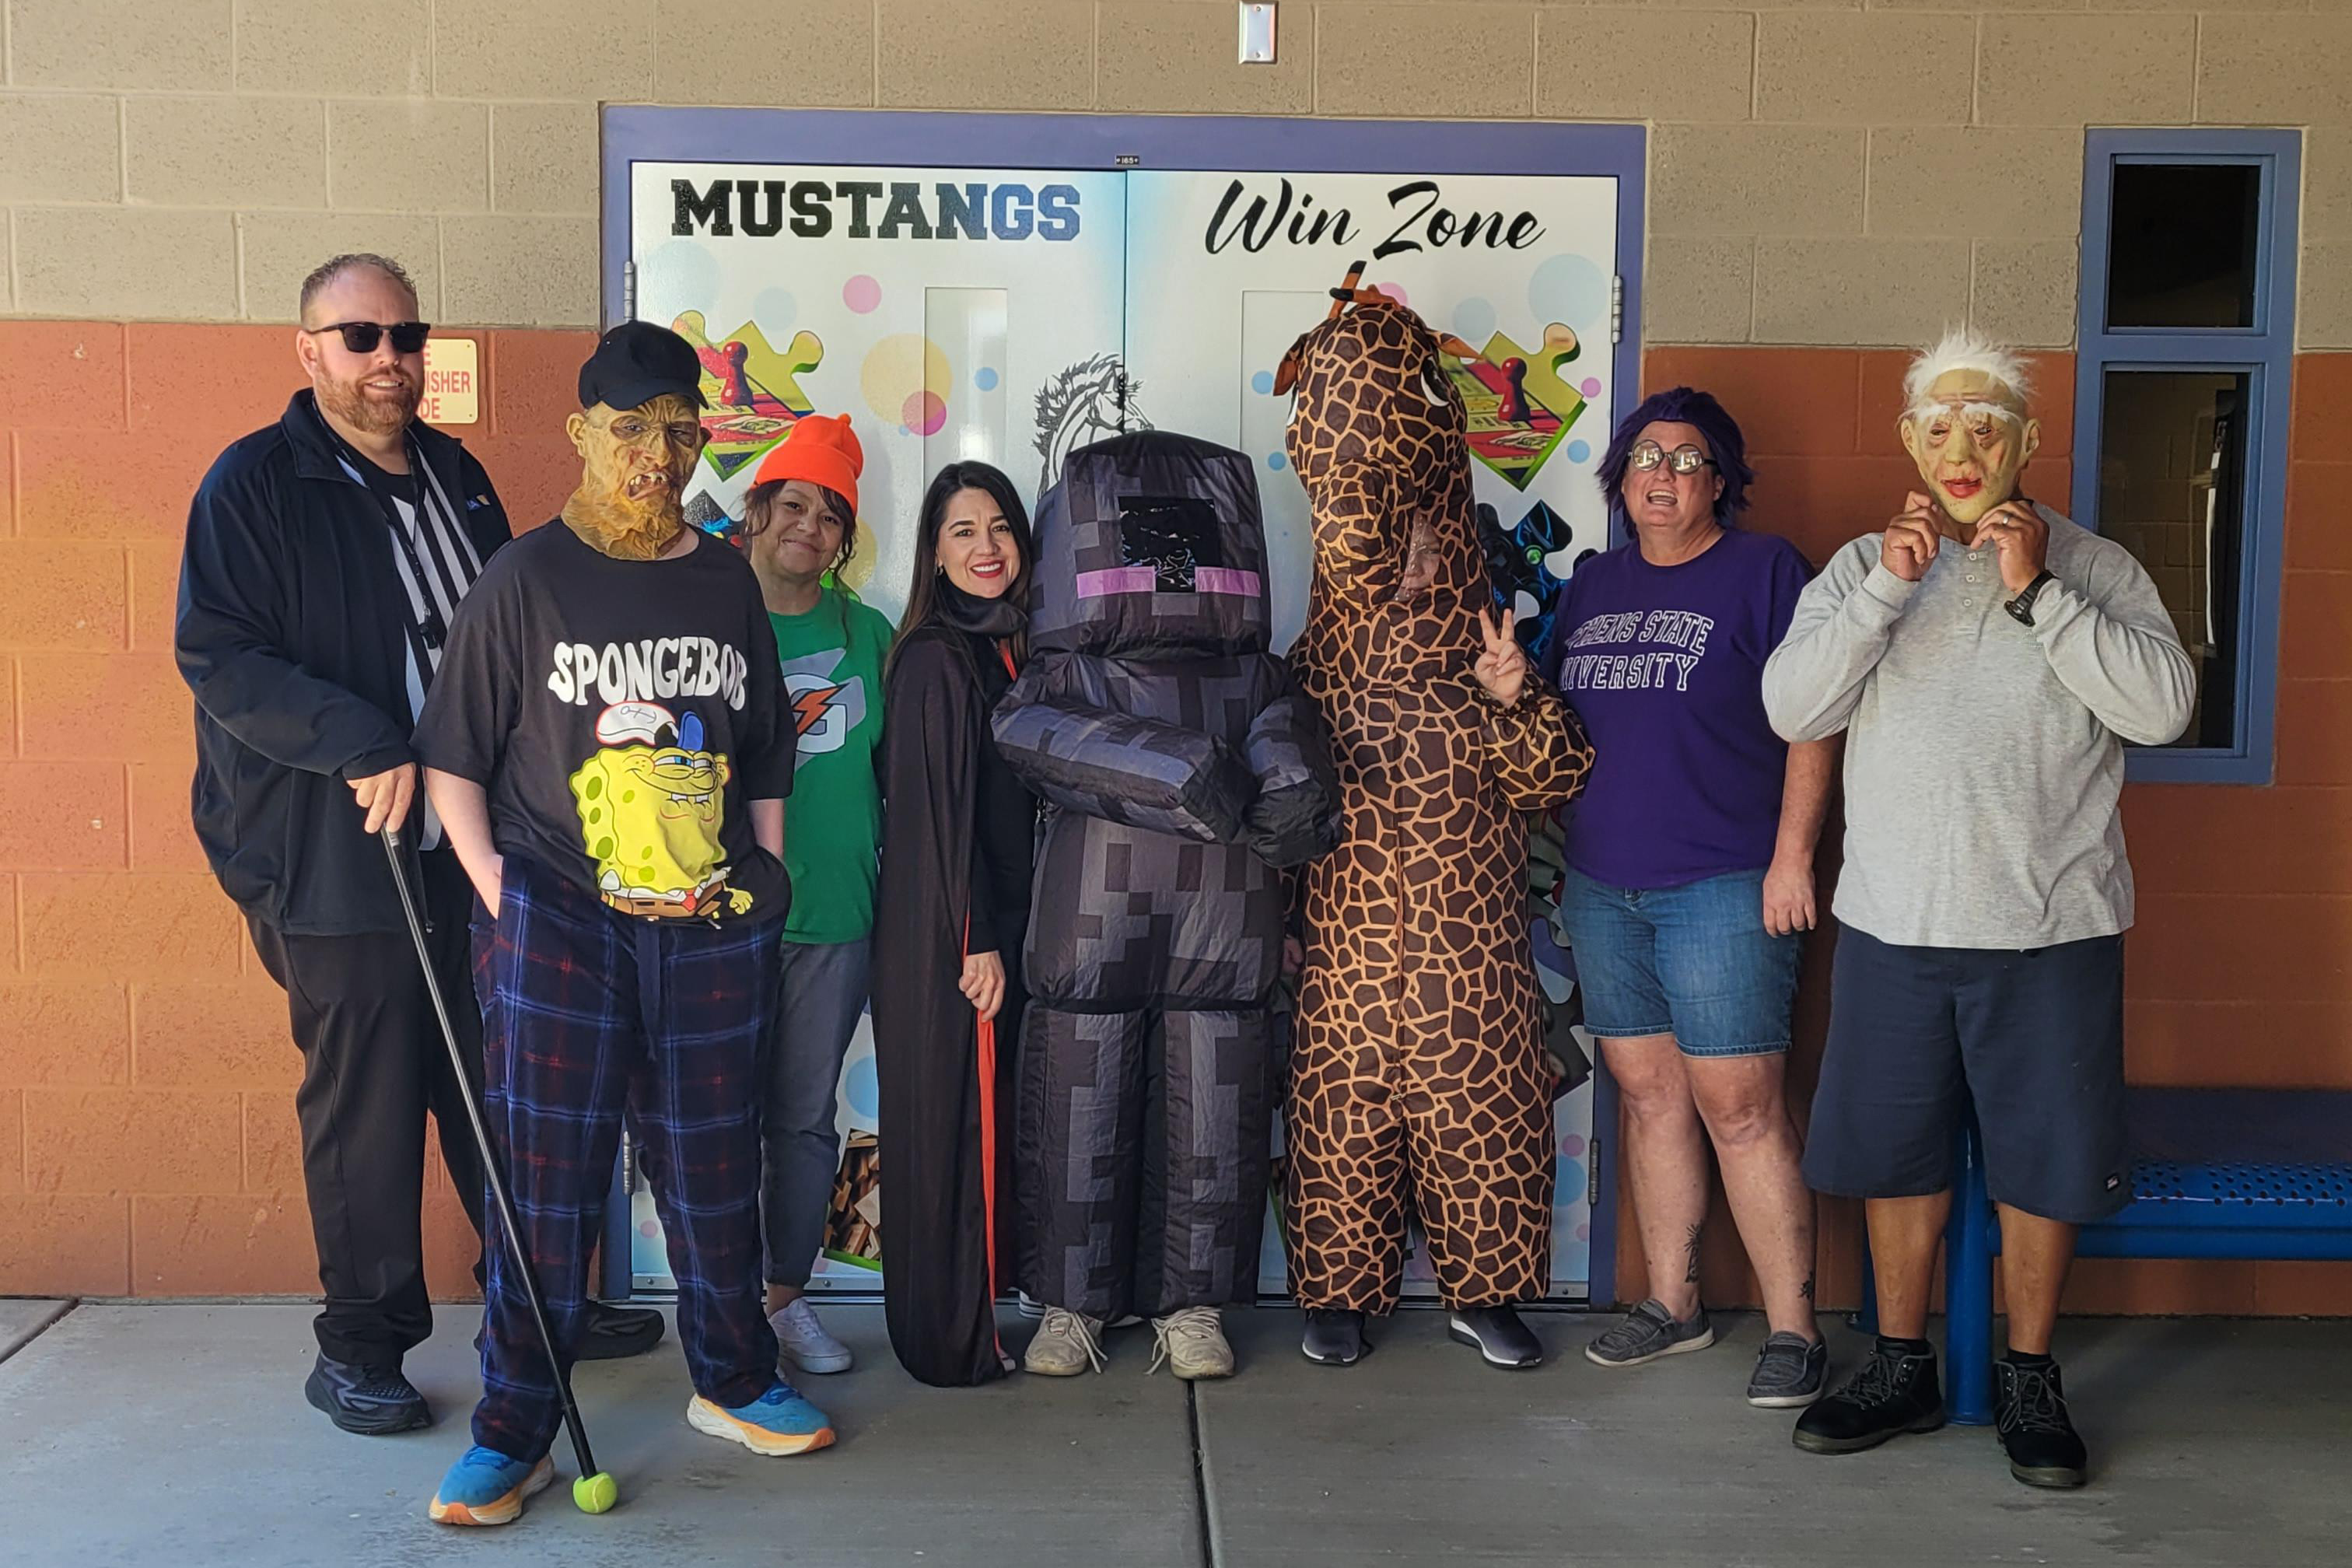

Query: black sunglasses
left=304, top=320, right=432, bottom=355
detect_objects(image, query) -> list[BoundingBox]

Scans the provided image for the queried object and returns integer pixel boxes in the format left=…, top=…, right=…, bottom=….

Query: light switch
left=1239, top=3, right=1277, bottom=66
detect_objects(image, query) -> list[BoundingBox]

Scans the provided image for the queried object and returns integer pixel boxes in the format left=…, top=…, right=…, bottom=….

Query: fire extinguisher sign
left=419, top=337, right=481, bottom=425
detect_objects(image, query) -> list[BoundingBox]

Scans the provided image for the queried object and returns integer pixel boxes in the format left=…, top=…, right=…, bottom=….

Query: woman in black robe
left=872, top=460, right=1038, bottom=1388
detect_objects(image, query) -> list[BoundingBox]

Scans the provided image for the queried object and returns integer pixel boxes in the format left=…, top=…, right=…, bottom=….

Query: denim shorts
left=1552, top=866, right=1800, bottom=1058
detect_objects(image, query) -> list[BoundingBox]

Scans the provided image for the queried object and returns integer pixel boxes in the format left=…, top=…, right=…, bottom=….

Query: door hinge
left=622, top=261, right=638, bottom=323
left=1610, top=274, right=1623, bottom=345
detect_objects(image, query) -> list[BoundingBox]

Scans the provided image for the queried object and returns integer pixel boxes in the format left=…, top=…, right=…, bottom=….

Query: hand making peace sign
left=1473, top=605, right=1528, bottom=708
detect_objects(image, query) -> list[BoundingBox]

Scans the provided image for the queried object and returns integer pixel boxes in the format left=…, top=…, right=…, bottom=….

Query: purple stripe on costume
left=1075, top=566, right=1157, bottom=597
left=1073, top=565, right=1265, bottom=597
left=1192, top=567, right=1262, bottom=597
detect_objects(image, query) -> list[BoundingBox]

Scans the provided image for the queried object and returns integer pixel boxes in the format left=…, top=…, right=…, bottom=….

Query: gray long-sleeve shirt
left=1762, top=505, right=2196, bottom=950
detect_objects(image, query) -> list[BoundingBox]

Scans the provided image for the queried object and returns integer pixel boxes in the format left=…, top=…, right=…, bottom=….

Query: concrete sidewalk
left=1, top=1300, right=2345, bottom=1568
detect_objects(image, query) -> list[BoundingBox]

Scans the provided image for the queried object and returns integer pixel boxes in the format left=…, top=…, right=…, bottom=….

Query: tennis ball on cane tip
left=574, top=1472, right=619, bottom=1514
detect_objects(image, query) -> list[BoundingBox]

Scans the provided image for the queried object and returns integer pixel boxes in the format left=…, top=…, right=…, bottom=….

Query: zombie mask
left=1897, top=330, right=2041, bottom=529
left=562, top=393, right=708, bottom=560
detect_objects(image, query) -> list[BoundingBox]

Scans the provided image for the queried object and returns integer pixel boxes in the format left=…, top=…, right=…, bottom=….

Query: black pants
left=247, top=848, right=488, bottom=1366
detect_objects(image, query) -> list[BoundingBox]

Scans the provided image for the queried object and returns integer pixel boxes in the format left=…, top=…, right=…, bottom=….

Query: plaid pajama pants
left=467, top=853, right=782, bottom=1461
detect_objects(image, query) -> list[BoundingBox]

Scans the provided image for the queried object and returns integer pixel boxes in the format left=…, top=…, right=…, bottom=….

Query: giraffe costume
left=1273, top=271, right=1595, bottom=1314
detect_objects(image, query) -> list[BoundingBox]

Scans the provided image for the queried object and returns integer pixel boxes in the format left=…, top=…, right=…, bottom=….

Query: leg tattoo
left=1683, top=1223, right=1703, bottom=1285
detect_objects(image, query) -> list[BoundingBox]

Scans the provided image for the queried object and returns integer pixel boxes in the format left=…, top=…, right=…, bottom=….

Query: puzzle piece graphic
left=1541, top=322, right=1579, bottom=369
left=1524, top=324, right=1584, bottom=426
left=1449, top=329, right=1586, bottom=491
left=684, top=491, right=733, bottom=542
left=670, top=310, right=825, bottom=481
left=1477, top=498, right=1576, bottom=668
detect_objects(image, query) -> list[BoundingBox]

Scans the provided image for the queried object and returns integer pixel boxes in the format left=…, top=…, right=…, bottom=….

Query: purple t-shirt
left=1542, top=527, right=1811, bottom=890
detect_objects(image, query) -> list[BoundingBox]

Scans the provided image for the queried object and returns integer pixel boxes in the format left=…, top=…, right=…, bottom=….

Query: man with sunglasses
left=177, top=252, right=663, bottom=1439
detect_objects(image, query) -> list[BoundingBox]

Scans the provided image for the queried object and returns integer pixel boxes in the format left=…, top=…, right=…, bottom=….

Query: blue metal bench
left=1941, top=1087, right=2352, bottom=1424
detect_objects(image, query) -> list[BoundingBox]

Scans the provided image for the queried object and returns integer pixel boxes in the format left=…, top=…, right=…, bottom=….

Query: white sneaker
left=1019, top=1290, right=1139, bottom=1328
left=1149, top=1306, right=1235, bottom=1381
left=1024, top=1307, right=1107, bottom=1376
left=768, top=1298, right=852, bottom=1375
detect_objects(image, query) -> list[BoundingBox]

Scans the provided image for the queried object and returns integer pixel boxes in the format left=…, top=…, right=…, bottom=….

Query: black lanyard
left=335, top=432, right=449, bottom=652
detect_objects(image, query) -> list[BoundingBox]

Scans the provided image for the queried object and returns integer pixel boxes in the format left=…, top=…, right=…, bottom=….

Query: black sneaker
left=474, top=1299, right=665, bottom=1361
left=576, top=1300, right=666, bottom=1361
left=1997, top=1358, right=2088, bottom=1489
left=1300, top=1308, right=1369, bottom=1367
left=305, top=1353, right=429, bottom=1435
left=1791, top=1339, right=1944, bottom=1454
left=1449, top=1305, right=1544, bottom=1369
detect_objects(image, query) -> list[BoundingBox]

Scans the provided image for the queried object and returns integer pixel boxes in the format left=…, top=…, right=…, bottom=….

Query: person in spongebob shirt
left=412, top=322, right=831, bottom=1529
left=1764, top=328, right=2194, bottom=1490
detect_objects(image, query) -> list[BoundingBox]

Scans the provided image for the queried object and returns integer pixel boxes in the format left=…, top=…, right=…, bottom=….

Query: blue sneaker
left=429, top=1445, right=555, bottom=1527
left=686, top=1380, right=836, bottom=1456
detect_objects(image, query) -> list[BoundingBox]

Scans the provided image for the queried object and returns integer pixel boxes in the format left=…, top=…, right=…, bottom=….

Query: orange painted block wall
left=0, top=320, right=590, bottom=1299
left=2, top=324, right=2345, bottom=1314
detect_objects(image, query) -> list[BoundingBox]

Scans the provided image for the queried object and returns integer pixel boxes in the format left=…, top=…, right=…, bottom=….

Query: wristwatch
left=2004, top=570, right=2057, bottom=628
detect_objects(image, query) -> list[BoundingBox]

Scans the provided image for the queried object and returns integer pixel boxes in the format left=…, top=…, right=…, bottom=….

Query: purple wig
left=1595, top=386, right=1754, bottom=526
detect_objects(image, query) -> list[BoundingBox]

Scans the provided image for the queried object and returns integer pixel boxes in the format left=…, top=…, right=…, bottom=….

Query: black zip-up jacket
left=177, top=390, right=513, bottom=936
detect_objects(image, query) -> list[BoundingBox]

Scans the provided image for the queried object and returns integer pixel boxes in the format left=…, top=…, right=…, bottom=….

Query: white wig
left=1902, top=327, right=2032, bottom=417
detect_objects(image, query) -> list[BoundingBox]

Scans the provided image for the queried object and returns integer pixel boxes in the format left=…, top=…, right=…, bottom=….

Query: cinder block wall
left=3, top=1, right=2347, bottom=1314
left=3, top=1, right=2348, bottom=343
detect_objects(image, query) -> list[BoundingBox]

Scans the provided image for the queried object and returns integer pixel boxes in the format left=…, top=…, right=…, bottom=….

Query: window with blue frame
left=2074, top=130, right=2300, bottom=785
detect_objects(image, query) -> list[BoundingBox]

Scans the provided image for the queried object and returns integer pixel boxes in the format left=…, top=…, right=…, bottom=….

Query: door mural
left=620, top=142, right=1622, bottom=1301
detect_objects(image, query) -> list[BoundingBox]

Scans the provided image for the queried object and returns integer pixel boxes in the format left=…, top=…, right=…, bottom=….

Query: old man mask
left=1896, top=327, right=2042, bottom=530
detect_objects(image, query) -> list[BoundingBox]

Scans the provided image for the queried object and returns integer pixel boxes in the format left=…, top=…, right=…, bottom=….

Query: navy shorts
left=1552, top=867, right=1800, bottom=1058
left=1803, top=926, right=2130, bottom=1225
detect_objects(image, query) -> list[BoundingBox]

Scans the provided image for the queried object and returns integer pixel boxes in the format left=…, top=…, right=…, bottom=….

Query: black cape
left=872, top=623, right=1027, bottom=1388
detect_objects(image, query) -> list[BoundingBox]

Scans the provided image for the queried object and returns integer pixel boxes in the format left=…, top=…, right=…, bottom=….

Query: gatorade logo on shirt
left=781, top=647, right=868, bottom=756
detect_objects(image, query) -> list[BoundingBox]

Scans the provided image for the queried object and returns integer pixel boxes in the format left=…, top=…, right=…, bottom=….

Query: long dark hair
left=888, top=460, right=1034, bottom=677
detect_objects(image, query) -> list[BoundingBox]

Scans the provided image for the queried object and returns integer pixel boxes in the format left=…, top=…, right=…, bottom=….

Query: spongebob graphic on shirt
left=569, top=700, right=748, bottom=919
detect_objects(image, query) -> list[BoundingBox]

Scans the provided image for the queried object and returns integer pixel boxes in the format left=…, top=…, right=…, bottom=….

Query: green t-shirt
left=768, top=586, right=892, bottom=943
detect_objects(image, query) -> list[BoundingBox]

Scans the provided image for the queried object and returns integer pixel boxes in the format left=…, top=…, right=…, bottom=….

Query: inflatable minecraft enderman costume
left=992, top=430, right=1340, bottom=1323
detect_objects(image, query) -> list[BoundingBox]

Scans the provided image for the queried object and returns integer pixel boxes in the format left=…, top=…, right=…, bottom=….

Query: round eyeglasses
left=1628, top=439, right=1717, bottom=476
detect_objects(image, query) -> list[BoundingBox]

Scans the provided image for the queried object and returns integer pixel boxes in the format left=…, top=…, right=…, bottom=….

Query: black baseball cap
left=578, top=320, right=708, bottom=412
